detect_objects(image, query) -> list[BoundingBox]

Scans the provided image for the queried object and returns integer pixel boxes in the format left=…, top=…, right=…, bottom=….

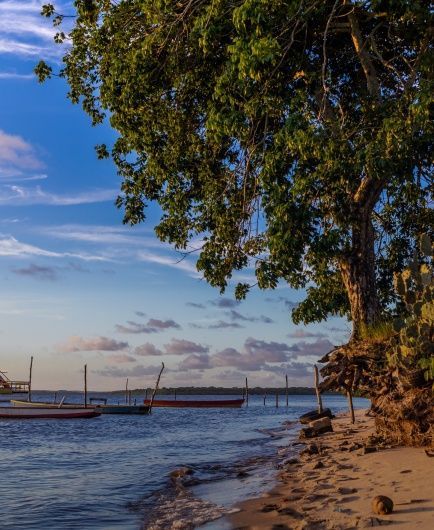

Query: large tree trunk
left=340, top=213, right=380, bottom=340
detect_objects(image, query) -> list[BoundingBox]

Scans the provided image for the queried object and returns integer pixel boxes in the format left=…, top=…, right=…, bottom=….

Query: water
left=0, top=393, right=368, bottom=529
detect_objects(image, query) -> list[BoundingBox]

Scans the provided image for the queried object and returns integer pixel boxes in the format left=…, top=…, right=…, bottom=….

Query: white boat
left=0, top=406, right=101, bottom=419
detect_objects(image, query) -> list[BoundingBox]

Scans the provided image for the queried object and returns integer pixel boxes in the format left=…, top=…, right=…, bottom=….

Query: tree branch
left=346, top=5, right=380, bottom=100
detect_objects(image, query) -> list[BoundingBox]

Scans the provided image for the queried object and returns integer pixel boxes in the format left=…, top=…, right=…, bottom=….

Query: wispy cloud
left=208, top=320, right=244, bottom=329
left=134, top=343, right=163, bottom=356
left=57, top=335, right=129, bottom=353
left=287, top=329, right=327, bottom=339
left=0, top=1, right=66, bottom=60
left=95, top=364, right=163, bottom=378
left=210, top=297, right=240, bottom=308
left=116, top=318, right=181, bottom=334
left=0, top=185, right=116, bottom=205
left=0, top=71, right=34, bottom=80
left=0, top=129, right=44, bottom=178
left=164, top=339, right=209, bottom=355
left=0, top=235, right=108, bottom=261
left=137, top=251, right=199, bottom=277
left=265, top=296, right=299, bottom=310
left=226, top=309, right=274, bottom=324
left=106, top=353, right=137, bottom=364
left=186, top=302, right=205, bottom=309
left=12, top=263, right=58, bottom=280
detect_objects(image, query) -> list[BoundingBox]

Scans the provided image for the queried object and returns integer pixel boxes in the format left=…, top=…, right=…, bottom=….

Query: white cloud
left=0, top=1, right=68, bottom=60
left=0, top=235, right=108, bottom=261
left=0, top=72, right=34, bottom=80
left=0, top=185, right=116, bottom=205
left=0, top=129, right=44, bottom=178
left=137, top=251, right=200, bottom=277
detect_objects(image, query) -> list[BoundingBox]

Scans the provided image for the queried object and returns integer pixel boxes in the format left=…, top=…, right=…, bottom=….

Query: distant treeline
left=111, top=386, right=338, bottom=396
left=35, top=386, right=338, bottom=396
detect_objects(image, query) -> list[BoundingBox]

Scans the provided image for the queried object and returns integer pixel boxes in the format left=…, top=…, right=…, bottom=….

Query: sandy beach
left=227, top=409, right=434, bottom=529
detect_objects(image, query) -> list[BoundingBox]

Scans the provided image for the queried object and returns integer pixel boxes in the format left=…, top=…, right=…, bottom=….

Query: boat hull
left=0, top=406, right=100, bottom=419
left=143, top=398, right=244, bottom=408
left=10, top=400, right=150, bottom=415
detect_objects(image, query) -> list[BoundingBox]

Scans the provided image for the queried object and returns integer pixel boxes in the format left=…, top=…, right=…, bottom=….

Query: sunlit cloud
left=164, top=339, right=209, bottom=355
left=57, top=335, right=129, bottom=353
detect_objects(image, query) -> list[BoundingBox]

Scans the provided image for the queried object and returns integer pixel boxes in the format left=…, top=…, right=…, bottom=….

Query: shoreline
left=223, top=409, right=433, bottom=529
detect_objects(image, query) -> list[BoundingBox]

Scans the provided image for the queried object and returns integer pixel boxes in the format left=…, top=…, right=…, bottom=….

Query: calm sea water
left=0, top=393, right=368, bottom=529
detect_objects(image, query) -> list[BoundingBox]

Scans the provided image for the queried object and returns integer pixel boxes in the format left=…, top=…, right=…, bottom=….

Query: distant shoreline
left=27, top=387, right=338, bottom=396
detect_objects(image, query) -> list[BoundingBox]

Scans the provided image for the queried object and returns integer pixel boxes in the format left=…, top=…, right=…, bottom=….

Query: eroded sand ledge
left=227, top=409, right=434, bottom=529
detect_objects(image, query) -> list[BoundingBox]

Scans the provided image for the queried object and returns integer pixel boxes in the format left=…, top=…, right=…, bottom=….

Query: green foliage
left=388, top=235, right=434, bottom=384
left=360, top=320, right=395, bottom=342
left=38, top=1, right=434, bottom=326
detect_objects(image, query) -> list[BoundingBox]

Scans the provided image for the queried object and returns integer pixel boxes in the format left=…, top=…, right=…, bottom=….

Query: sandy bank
left=227, top=409, right=434, bottom=529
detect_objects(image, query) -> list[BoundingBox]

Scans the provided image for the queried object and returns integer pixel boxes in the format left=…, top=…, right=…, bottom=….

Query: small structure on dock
left=0, top=370, right=30, bottom=394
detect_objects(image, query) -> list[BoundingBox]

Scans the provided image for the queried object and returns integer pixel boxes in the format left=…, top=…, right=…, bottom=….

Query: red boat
left=143, top=398, right=244, bottom=408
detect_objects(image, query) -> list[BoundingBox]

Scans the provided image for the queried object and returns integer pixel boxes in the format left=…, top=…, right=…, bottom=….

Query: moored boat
left=0, top=406, right=101, bottom=419
left=10, top=400, right=150, bottom=415
left=143, top=398, right=244, bottom=408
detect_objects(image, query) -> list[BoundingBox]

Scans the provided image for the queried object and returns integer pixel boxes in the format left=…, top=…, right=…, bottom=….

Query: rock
left=284, top=457, right=300, bottom=465
left=359, top=516, right=391, bottom=527
left=362, top=445, right=377, bottom=454
left=300, top=418, right=333, bottom=439
left=277, top=506, right=303, bottom=518
left=300, top=443, right=319, bottom=456
left=312, top=460, right=325, bottom=469
left=299, top=408, right=334, bottom=424
left=337, top=486, right=357, bottom=495
left=308, top=417, right=332, bottom=430
left=372, top=495, right=394, bottom=515
left=170, top=466, right=194, bottom=481
left=261, top=503, right=280, bottom=513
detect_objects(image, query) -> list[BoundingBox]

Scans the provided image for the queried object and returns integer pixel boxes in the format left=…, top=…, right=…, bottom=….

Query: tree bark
left=340, top=212, right=380, bottom=340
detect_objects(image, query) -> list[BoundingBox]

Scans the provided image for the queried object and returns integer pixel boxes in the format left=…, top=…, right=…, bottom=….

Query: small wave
left=141, top=484, right=226, bottom=530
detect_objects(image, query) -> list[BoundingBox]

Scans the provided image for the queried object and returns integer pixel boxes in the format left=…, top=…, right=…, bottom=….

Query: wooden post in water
left=245, top=377, right=249, bottom=406
left=53, top=392, right=57, bottom=404
left=314, top=365, right=323, bottom=413
left=28, top=356, right=33, bottom=402
left=174, top=389, right=177, bottom=400
left=347, top=389, right=355, bottom=424
left=263, top=393, right=266, bottom=406
left=145, top=388, right=148, bottom=400
left=285, top=374, right=289, bottom=407
left=84, top=364, right=88, bottom=408
left=125, top=378, right=129, bottom=404
left=149, top=363, right=165, bottom=414
left=275, top=393, right=279, bottom=408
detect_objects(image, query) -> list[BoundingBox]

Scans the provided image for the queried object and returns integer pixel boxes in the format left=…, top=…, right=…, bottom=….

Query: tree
left=38, top=1, right=433, bottom=339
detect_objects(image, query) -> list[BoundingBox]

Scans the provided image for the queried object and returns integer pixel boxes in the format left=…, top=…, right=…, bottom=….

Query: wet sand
left=226, top=409, right=434, bottom=529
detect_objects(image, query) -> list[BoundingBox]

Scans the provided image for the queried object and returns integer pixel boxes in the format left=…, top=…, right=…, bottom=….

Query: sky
left=0, top=1, right=351, bottom=391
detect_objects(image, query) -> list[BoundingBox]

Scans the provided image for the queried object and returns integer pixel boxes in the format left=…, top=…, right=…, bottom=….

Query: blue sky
left=0, top=1, right=350, bottom=390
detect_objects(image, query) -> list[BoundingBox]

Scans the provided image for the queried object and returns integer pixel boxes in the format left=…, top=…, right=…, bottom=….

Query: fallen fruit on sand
left=371, top=495, right=394, bottom=515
